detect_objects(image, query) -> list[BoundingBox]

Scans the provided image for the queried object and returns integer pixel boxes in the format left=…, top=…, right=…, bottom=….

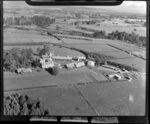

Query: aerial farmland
left=3, top=1, right=146, bottom=118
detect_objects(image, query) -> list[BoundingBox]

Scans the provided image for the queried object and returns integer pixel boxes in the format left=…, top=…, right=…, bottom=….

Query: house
left=74, top=62, right=85, bottom=68
left=87, top=60, right=95, bottom=67
left=40, top=56, right=54, bottom=69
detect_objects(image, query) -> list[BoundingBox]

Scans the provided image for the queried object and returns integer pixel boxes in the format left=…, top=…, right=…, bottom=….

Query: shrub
left=52, top=66, right=59, bottom=76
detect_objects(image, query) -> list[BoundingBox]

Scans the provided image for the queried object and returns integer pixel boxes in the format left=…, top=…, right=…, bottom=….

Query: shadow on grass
left=45, top=67, right=59, bottom=76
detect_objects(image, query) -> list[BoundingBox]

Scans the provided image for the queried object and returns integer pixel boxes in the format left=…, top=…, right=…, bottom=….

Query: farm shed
left=74, top=62, right=85, bottom=68
left=87, top=60, right=95, bottom=67
left=101, top=65, right=119, bottom=71
left=123, top=73, right=132, bottom=81
left=52, top=56, right=72, bottom=60
left=66, top=63, right=75, bottom=69
left=107, top=74, right=121, bottom=80
left=77, top=56, right=86, bottom=61
left=16, top=68, right=32, bottom=74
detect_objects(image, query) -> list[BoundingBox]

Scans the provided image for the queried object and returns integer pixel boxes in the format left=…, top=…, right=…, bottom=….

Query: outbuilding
left=107, top=74, right=121, bottom=80
left=75, top=62, right=85, bottom=68
left=66, top=63, right=75, bottom=69
left=87, top=60, right=95, bottom=67
left=16, top=68, right=32, bottom=74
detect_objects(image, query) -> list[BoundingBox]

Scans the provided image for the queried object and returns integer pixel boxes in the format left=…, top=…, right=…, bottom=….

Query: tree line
left=68, top=30, right=146, bottom=47
left=4, top=16, right=55, bottom=28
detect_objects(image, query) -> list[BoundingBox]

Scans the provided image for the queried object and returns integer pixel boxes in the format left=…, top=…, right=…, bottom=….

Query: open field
left=4, top=28, right=61, bottom=44
left=4, top=85, right=96, bottom=116
left=109, top=58, right=146, bottom=72
left=79, top=18, right=146, bottom=36
left=63, top=43, right=120, bottom=52
left=4, top=79, right=145, bottom=116
left=77, top=79, right=145, bottom=115
left=4, top=44, right=85, bottom=58
left=4, top=67, right=108, bottom=91
left=97, top=51, right=135, bottom=59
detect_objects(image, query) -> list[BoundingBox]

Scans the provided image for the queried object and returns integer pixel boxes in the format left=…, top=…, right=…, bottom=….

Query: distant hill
left=3, top=1, right=146, bottom=18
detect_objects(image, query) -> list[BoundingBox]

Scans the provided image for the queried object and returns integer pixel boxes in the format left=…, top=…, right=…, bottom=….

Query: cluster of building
left=39, top=52, right=96, bottom=70
left=15, top=52, right=132, bottom=82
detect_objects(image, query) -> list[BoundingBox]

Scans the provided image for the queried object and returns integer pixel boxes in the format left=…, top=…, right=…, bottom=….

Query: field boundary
left=74, top=85, right=100, bottom=116
left=107, top=44, right=146, bottom=60
left=4, top=80, right=129, bottom=93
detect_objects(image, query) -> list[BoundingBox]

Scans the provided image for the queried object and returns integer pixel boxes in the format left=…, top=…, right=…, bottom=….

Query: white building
left=16, top=68, right=32, bottom=73
left=52, top=56, right=72, bottom=60
left=40, top=55, right=54, bottom=69
left=87, top=60, right=95, bottom=67
left=107, top=74, right=121, bottom=80
left=102, top=65, right=118, bottom=71
left=66, top=63, right=75, bottom=69
left=77, top=56, right=86, bottom=61
left=75, top=62, right=85, bottom=68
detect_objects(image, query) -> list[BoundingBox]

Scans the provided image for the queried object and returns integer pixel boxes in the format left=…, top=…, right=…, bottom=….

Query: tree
left=39, top=49, right=46, bottom=57
left=31, top=16, right=55, bottom=28
left=43, top=44, right=50, bottom=54
left=36, top=47, right=42, bottom=56
left=56, top=25, right=61, bottom=32
left=32, top=59, right=40, bottom=68
left=52, top=66, right=59, bottom=76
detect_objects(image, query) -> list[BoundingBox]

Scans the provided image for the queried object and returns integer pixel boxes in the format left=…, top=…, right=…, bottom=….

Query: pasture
left=4, top=43, right=85, bottom=58
left=4, top=28, right=61, bottom=44
left=79, top=19, right=146, bottom=36
left=63, top=43, right=120, bottom=52
left=4, top=85, right=96, bottom=116
left=109, top=58, right=146, bottom=72
left=4, top=79, right=145, bottom=116
left=77, top=79, right=145, bottom=115
left=4, top=67, right=108, bottom=91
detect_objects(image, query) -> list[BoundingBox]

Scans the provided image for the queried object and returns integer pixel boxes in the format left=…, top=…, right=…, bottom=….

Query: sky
left=3, top=1, right=146, bottom=15
left=92, top=1, right=146, bottom=14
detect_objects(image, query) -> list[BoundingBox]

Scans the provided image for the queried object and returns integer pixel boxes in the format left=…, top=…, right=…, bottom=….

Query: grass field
left=63, top=43, right=120, bottom=52
left=97, top=51, right=135, bottom=59
left=4, top=85, right=96, bottom=116
left=4, top=28, right=61, bottom=44
left=109, top=58, right=146, bottom=72
left=77, top=79, right=145, bottom=115
left=4, top=79, right=145, bottom=116
left=79, top=19, right=146, bottom=36
left=4, top=67, right=108, bottom=91
left=4, top=43, right=85, bottom=58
